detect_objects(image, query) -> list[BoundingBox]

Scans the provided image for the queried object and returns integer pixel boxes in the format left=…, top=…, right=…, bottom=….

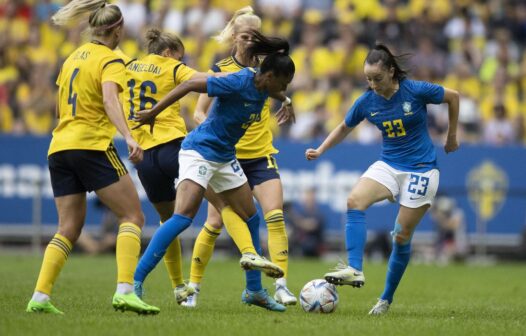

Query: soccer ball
left=299, top=279, right=339, bottom=313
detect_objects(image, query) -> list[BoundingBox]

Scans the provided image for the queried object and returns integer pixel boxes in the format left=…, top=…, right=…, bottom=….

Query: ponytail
left=52, top=0, right=123, bottom=37
left=365, top=44, right=410, bottom=81
left=245, top=30, right=289, bottom=59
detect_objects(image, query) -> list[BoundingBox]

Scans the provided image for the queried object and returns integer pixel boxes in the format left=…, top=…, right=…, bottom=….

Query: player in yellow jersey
left=26, top=0, right=158, bottom=315
left=123, top=28, right=207, bottom=304
left=182, top=6, right=297, bottom=308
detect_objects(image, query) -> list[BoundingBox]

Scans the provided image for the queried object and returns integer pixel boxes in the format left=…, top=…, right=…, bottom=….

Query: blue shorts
left=48, top=144, right=127, bottom=197
left=135, top=138, right=183, bottom=203
left=239, top=154, right=280, bottom=189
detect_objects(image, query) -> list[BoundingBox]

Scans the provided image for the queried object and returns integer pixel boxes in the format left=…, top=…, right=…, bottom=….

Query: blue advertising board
left=0, top=135, right=525, bottom=236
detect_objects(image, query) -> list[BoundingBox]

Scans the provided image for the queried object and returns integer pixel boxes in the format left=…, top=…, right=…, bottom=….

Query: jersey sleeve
left=101, top=58, right=125, bottom=91
left=414, top=80, right=445, bottom=104
left=174, top=63, right=197, bottom=85
left=344, top=95, right=366, bottom=128
left=206, top=72, right=242, bottom=98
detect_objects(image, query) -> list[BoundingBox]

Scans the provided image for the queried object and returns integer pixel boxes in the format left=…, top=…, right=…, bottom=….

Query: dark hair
left=145, top=28, right=184, bottom=55
left=365, top=44, right=409, bottom=81
left=247, top=30, right=295, bottom=77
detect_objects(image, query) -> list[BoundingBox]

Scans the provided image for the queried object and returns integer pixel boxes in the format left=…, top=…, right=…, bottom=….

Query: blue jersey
left=182, top=68, right=268, bottom=162
left=344, top=79, right=444, bottom=172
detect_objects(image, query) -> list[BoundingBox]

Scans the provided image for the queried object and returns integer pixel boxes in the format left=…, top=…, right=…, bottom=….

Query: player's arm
left=305, top=121, right=354, bottom=161
left=193, top=93, right=214, bottom=125
left=102, top=81, right=143, bottom=163
left=442, top=87, right=460, bottom=154
left=134, top=76, right=209, bottom=128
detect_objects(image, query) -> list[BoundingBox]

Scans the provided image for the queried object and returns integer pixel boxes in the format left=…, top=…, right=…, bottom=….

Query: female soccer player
left=123, top=28, right=210, bottom=305
left=132, top=32, right=295, bottom=312
left=306, top=44, right=460, bottom=315
left=26, top=0, right=158, bottom=315
left=183, top=6, right=296, bottom=309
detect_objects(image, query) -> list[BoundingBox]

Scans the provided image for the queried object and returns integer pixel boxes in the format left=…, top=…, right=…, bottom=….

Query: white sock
left=276, top=277, right=287, bottom=287
left=116, top=282, right=134, bottom=294
left=32, top=291, right=50, bottom=303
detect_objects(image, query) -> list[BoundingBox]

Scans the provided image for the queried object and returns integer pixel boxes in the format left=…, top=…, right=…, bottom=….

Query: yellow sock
left=35, top=233, right=73, bottom=295
left=265, top=209, right=289, bottom=278
left=116, top=222, right=141, bottom=284
left=163, top=235, right=183, bottom=288
left=221, top=206, right=257, bottom=255
left=189, top=222, right=222, bottom=284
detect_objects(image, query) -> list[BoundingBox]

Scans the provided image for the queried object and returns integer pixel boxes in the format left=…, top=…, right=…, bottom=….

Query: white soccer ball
left=299, top=279, right=339, bottom=313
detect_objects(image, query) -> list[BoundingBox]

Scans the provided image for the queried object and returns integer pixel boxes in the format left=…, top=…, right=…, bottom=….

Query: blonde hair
left=51, top=0, right=123, bottom=37
left=145, top=28, right=184, bottom=55
left=214, top=6, right=261, bottom=45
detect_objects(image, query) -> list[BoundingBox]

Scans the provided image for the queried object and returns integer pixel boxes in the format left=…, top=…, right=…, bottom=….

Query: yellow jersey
left=49, top=42, right=126, bottom=155
left=211, top=56, right=278, bottom=159
left=124, top=54, right=196, bottom=150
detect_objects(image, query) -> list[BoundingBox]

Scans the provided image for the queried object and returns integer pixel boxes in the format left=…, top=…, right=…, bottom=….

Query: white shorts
left=178, top=149, right=247, bottom=193
left=361, top=161, right=440, bottom=208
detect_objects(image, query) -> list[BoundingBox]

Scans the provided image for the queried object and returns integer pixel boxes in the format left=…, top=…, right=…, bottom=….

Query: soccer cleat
left=241, top=288, right=286, bottom=312
left=134, top=280, right=144, bottom=299
left=274, top=284, right=297, bottom=305
left=239, top=253, right=284, bottom=279
left=181, top=287, right=199, bottom=308
left=324, top=262, right=365, bottom=287
left=112, top=292, right=160, bottom=315
left=26, top=299, right=64, bottom=315
left=369, top=299, right=390, bottom=315
left=174, top=284, right=195, bottom=305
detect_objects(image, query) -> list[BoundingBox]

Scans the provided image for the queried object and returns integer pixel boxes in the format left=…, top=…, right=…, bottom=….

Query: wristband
left=281, top=96, right=292, bottom=107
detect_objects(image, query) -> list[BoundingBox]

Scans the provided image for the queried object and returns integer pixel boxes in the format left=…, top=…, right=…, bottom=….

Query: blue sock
left=345, top=209, right=366, bottom=271
left=380, top=241, right=411, bottom=304
left=134, top=214, right=192, bottom=283
left=245, top=212, right=262, bottom=292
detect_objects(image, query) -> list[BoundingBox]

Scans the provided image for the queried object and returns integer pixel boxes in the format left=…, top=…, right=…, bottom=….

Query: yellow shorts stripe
left=105, top=146, right=126, bottom=177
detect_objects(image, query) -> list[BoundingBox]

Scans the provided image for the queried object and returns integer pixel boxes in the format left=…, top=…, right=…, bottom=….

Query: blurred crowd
left=1, top=0, right=526, bottom=146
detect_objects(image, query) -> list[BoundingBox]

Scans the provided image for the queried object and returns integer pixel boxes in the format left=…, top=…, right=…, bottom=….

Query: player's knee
left=121, top=211, right=145, bottom=228
left=347, top=194, right=366, bottom=210
left=207, top=220, right=223, bottom=230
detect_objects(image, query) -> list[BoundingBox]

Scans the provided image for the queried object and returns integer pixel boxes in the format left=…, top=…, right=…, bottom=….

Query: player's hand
left=444, top=135, right=459, bottom=154
left=132, top=109, right=157, bottom=134
left=193, top=110, right=207, bottom=125
left=305, top=148, right=321, bottom=161
left=125, top=136, right=143, bottom=164
left=276, top=104, right=295, bottom=125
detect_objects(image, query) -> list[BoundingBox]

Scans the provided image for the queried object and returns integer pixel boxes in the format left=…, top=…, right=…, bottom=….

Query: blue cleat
left=241, top=288, right=286, bottom=312
left=134, top=281, right=144, bottom=299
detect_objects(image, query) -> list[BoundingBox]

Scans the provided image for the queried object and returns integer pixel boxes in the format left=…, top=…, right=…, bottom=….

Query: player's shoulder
left=213, top=56, right=244, bottom=72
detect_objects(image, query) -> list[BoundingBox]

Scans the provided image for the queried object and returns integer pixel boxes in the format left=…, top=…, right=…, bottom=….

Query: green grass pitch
left=0, top=254, right=525, bottom=336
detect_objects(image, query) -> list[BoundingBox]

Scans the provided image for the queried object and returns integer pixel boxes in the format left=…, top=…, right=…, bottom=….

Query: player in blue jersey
left=132, top=31, right=295, bottom=311
left=306, top=44, right=459, bottom=315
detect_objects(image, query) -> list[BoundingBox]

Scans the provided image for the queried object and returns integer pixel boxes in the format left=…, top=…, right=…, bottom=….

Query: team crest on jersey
left=402, top=102, right=413, bottom=115
left=198, top=165, right=207, bottom=176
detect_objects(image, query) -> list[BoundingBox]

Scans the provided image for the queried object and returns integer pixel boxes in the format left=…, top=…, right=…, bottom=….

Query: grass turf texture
left=1, top=254, right=525, bottom=336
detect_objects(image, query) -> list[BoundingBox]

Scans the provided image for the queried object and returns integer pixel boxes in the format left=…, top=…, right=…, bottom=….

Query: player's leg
left=27, top=193, right=86, bottom=314
left=219, top=182, right=285, bottom=312
left=96, top=174, right=159, bottom=315
left=252, top=178, right=296, bottom=305
left=183, top=195, right=224, bottom=308
left=370, top=169, right=439, bottom=315
left=325, top=162, right=394, bottom=287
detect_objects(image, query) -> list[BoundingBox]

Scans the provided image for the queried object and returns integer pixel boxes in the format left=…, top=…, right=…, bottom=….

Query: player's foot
left=240, top=253, right=284, bottom=278
left=369, top=299, right=390, bottom=315
left=242, top=288, right=286, bottom=312
left=324, top=262, right=365, bottom=287
left=174, top=283, right=195, bottom=305
left=181, top=287, right=199, bottom=308
left=274, top=284, right=297, bottom=305
left=112, top=292, right=160, bottom=315
left=134, top=280, right=144, bottom=299
left=26, top=299, right=64, bottom=314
